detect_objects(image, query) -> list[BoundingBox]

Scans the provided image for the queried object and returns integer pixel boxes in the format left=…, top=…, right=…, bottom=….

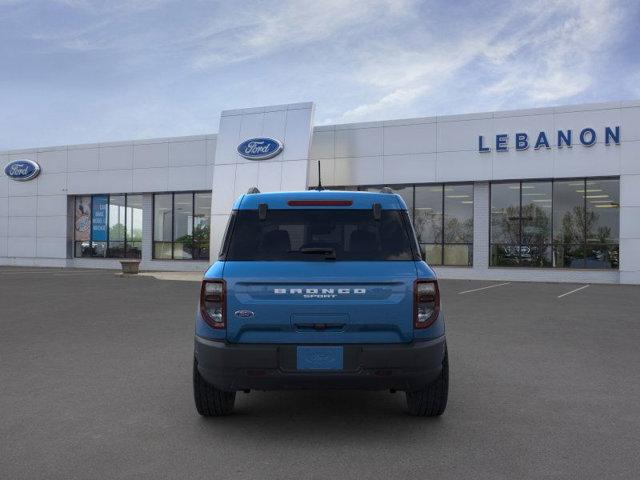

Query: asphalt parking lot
left=1, top=267, right=639, bottom=480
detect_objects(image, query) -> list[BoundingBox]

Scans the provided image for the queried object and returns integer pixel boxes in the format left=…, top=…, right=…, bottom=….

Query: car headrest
left=349, top=229, right=378, bottom=252
left=260, top=229, right=291, bottom=254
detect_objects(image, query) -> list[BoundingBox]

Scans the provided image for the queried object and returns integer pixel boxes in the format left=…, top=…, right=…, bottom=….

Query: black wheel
left=193, top=358, right=236, bottom=416
left=405, top=346, right=449, bottom=417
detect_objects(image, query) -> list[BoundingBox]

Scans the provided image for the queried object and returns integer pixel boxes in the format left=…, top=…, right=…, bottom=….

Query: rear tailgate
left=224, top=261, right=417, bottom=344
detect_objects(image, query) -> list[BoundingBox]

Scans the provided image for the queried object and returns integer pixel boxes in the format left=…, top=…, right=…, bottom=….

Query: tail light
left=414, top=280, right=440, bottom=329
left=200, top=280, right=226, bottom=329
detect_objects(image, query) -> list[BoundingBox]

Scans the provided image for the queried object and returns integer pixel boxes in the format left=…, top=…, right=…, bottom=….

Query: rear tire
left=405, top=346, right=448, bottom=417
left=193, top=358, right=236, bottom=416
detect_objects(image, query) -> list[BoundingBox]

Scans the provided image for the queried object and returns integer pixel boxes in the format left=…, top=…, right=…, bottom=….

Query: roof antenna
left=316, top=160, right=324, bottom=191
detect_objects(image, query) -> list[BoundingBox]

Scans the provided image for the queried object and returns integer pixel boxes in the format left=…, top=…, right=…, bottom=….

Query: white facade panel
left=491, top=144, right=554, bottom=180
left=36, top=237, right=67, bottom=258
left=36, top=215, right=67, bottom=238
left=168, top=165, right=209, bottom=191
left=553, top=141, right=620, bottom=178
left=620, top=140, right=640, bottom=175
left=214, top=114, right=243, bottom=165
left=0, top=174, right=7, bottom=197
left=383, top=123, right=436, bottom=155
left=67, top=171, right=102, bottom=195
left=8, top=177, right=38, bottom=196
left=68, top=147, right=100, bottom=171
left=437, top=118, right=493, bottom=152
left=7, top=236, right=36, bottom=257
left=8, top=196, right=37, bottom=217
left=37, top=195, right=67, bottom=217
left=36, top=149, right=67, bottom=173
left=233, top=162, right=259, bottom=197
left=169, top=140, right=206, bottom=167
left=309, top=158, right=335, bottom=187
left=132, top=167, right=169, bottom=192
left=211, top=164, right=237, bottom=215
left=257, top=162, right=283, bottom=192
left=382, top=153, right=436, bottom=185
left=99, top=144, right=133, bottom=170
left=335, top=127, right=382, bottom=158
left=282, top=106, right=315, bottom=162
left=37, top=172, right=67, bottom=196
left=280, top=160, right=309, bottom=191
left=8, top=217, right=37, bottom=237
left=334, top=156, right=383, bottom=186
left=309, top=130, right=334, bottom=160
left=0, top=198, right=7, bottom=217
left=436, top=150, right=492, bottom=182
left=134, top=142, right=169, bottom=169
left=97, top=169, right=133, bottom=193
left=620, top=107, right=640, bottom=142
left=620, top=174, right=640, bottom=206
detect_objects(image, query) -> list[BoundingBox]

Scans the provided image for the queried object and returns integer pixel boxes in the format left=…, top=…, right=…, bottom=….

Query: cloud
left=190, top=0, right=416, bottom=70
left=334, top=0, right=627, bottom=123
left=481, top=0, right=622, bottom=104
left=0, top=0, right=636, bottom=149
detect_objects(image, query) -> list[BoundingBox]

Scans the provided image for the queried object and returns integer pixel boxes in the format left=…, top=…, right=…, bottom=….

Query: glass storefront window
left=152, top=191, right=212, bottom=260
left=193, top=192, right=212, bottom=260
left=491, top=178, right=619, bottom=269
left=520, top=181, right=552, bottom=267
left=108, top=194, right=126, bottom=258
left=415, top=185, right=444, bottom=265
left=444, top=184, right=474, bottom=266
left=173, top=193, right=193, bottom=259
left=153, top=194, right=172, bottom=259
left=74, top=196, right=92, bottom=257
left=126, top=195, right=143, bottom=258
left=73, top=193, right=143, bottom=259
left=585, top=178, right=619, bottom=268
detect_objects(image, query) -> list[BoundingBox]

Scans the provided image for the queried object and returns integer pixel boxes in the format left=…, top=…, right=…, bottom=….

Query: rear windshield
left=223, top=209, right=417, bottom=261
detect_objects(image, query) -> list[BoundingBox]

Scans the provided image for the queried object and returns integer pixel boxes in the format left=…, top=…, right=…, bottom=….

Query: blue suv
left=193, top=189, right=448, bottom=416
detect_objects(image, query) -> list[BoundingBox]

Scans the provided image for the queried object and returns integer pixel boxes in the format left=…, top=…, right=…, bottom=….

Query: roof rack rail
left=379, top=186, right=394, bottom=194
left=247, top=187, right=261, bottom=194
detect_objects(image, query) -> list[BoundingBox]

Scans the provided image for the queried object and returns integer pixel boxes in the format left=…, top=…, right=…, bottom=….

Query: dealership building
left=1, top=100, right=639, bottom=284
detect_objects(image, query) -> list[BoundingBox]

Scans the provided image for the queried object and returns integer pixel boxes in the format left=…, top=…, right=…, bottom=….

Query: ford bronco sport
left=193, top=189, right=448, bottom=416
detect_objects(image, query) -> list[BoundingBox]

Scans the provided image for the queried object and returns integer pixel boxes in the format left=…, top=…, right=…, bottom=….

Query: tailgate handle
left=295, top=323, right=345, bottom=332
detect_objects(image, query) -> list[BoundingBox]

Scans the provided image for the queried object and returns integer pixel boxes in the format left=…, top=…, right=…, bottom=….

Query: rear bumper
left=194, top=335, right=446, bottom=391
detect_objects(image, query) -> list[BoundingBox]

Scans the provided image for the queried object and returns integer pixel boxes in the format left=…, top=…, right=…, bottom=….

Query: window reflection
left=491, top=178, right=619, bottom=269
left=74, top=193, right=143, bottom=259
left=152, top=191, right=212, bottom=260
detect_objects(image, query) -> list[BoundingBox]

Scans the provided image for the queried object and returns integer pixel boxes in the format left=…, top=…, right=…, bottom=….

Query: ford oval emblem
left=4, top=159, right=41, bottom=182
left=237, top=137, right=283, bottom=160
left=234, top=310, right=255, bottom=318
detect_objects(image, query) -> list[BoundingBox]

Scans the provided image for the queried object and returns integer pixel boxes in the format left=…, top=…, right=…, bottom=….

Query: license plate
left=296, top=346, right=343, bottom=370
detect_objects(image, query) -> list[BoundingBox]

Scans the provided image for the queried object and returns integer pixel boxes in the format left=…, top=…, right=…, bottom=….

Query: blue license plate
left=296, top=346, right=343, bottom=370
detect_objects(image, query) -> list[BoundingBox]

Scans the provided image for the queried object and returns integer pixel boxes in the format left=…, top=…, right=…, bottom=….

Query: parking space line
left=458, top=282, right=511, bottom=295
left=557, top=284, right=590, bottom=298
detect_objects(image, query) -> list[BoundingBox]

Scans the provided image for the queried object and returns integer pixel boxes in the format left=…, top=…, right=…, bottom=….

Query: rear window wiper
left=298, top=247, right=337, bottom=260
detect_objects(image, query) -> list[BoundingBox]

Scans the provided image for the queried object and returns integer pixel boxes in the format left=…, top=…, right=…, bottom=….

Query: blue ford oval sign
left=4, top=159, right=41, bottom=181
left=237, top=137, right=283, bottom=160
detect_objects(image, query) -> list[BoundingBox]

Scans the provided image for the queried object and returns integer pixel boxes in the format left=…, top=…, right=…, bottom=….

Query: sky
left=1, top=0, right=639, bottom=150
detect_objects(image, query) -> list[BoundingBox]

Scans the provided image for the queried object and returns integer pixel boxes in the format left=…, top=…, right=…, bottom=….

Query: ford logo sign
left=4, top=159, right=41, bottom=182
left=237, top=137, right=283, bottom=160
left=234, top=310, right=255, bottom=318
